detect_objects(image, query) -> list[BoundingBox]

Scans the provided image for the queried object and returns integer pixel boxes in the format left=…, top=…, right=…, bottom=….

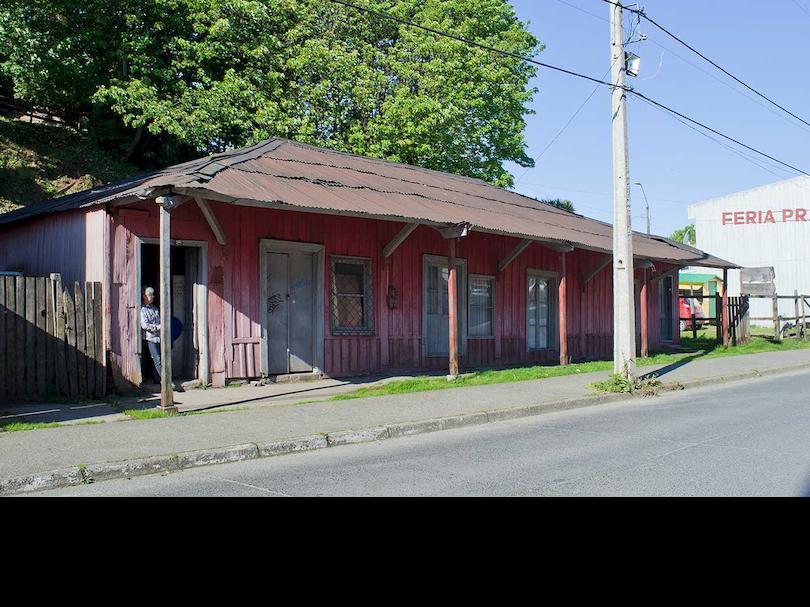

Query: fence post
left=803, top=294, right=808, bottom=341
left=794, top=290, right=800, bottom=339
left=773, top=294, right=781, bottom=342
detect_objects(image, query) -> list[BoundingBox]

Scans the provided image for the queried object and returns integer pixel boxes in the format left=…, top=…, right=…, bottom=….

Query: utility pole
left=634, top=182, right=651, bottom=235
left=610, top=1, right=637, bottom=379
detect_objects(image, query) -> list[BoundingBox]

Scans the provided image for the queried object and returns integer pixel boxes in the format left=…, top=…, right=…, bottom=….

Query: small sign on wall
left=741, top=266, right=776, bottom=297
left=722, top=209, right=809, bottom=225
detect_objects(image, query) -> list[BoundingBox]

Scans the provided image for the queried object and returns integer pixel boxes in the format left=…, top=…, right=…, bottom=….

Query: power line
left=515, top=63, right=615, bottom=185
left=632, top=95, right=795, bottom=180
left=328, top=0, right=615, bottom=88
left=600, top=0, right=810, bottom=129
left=551, top=0, right=808, bottom=131
left=791, top=0, right=810, bottom=19
left=630, top=90, right=809, bottom=176
left=328, top=0, right=809, bottom=177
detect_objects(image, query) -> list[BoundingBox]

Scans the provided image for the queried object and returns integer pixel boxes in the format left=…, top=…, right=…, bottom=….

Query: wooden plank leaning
left=93, top=282, right=105, bottom=397
left=63, top=286, right=78, bottom=399
left=74, top=282, right=88, bottom=397
left=84, top=282, right=96, bottom=399
left=36, top=277, right=47, bottom=397
left=0, top=278, right=6, bottom=403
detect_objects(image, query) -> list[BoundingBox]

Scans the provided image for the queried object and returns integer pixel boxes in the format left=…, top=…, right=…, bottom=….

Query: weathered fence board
left=74, top=282, right=87, bottom=397
left=93, top=282, right=104, bottom=397
left=0, top=278, right=6, bottom=403
left=36, top=277, right=47, bottom=396
left=0, top=274, right=105, bottom=403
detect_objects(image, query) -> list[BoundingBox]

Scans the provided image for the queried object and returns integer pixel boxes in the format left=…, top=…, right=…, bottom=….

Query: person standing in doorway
left=141, top=287, right=162, bottom=383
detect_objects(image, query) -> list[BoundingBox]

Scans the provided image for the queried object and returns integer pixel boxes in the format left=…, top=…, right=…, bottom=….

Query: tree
left=671, top=224, right=696, bottom=245
left=0, top=0, right=541, bottom=185
left=541, top=198, right=575, bottom=213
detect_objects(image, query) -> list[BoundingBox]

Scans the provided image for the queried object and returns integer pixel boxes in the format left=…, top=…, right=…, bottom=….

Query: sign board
left=741, top=266, right=775, bottom=297
left=722, top=208, right=808, bottom=225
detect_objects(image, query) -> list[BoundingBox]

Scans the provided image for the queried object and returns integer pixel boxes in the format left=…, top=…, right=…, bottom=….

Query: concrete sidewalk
left=2, top=349, right=809, bottom=494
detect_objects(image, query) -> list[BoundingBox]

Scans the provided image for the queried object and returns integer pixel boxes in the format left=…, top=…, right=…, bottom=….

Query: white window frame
left=526, top=269, right=559, bottom=352
left=467, top=274, right=496, bottom=339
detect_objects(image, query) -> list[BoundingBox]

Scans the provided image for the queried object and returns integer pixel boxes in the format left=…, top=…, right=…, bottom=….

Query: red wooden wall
left=107, top=199, right=677, bottom=383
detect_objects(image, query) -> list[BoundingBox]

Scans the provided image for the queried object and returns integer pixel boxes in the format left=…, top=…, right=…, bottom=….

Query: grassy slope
left=0, top=115, right=138, bottom=213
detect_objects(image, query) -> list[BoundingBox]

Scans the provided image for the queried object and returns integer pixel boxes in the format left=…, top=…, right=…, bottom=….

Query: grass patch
left=592, top=374, right=664, bottom=397
left=324, top=334, right=810, bottom=402
left=121, top=406, right=248, bottom=420
left=0, top=420, right=104, bottom=432
left=0, top=421, right=63, bottom=432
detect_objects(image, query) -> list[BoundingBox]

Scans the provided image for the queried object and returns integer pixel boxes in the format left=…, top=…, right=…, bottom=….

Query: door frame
left=135, top=237, right=210, bottom=386
left=422, top=253, right=468, bottom=358
left=259, top=239, right=325, bottom=376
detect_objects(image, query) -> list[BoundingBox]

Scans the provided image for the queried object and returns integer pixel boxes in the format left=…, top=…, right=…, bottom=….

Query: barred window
left=331, top=257, right=373, bottom=335
left=468, top=276, right=494, bottom=338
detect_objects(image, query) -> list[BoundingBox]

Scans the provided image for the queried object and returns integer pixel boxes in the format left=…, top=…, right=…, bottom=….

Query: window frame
left=330, top=255, right=374, bottom=336
left=526, top=269, right=559, bottom=352
left=467, top=274, right=496, bottom=339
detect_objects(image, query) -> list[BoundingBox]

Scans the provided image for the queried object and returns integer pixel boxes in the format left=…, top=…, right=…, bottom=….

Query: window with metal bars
left=331, top=256, right=373, bottom=335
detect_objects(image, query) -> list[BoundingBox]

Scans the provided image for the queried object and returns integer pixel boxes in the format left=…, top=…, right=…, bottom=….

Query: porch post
left=448, top=237, right=460, bottom=378
left=157, top=195, right=178, bottom=412
left=722, top=268, right=729, bottom=349
left=640, top=268, right=649, bottom=358
left=559, top=251, right=569, bottom=365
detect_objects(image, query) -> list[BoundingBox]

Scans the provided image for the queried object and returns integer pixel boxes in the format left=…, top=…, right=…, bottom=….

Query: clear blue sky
left=506, top=0, right=810, bottom=238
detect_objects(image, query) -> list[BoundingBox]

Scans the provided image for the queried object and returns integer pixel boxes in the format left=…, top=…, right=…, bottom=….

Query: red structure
left=0, top=139, right=735, bottom=392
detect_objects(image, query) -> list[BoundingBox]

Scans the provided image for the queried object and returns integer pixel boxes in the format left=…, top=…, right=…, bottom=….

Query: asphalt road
left=29, top=370, right=810, bottom=497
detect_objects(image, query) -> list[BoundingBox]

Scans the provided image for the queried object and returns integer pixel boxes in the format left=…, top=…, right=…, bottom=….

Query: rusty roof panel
left=0, top=137, right=736, bottom=268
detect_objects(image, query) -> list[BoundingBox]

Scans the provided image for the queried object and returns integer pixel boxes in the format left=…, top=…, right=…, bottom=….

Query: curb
left=3, top=362, right=809, bottom=496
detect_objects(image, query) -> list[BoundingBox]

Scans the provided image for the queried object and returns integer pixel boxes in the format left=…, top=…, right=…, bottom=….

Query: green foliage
left=592, top=373, right=634, bottom=394
left=671, top=224, right=696, bottom=245
left=0, top=0, right=541, bottom=186
left=591, top=373, right=663, bottom=397
left=541, top=198, right=576, bottom=213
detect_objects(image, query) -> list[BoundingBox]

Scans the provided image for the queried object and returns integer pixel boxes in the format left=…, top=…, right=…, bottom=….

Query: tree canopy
left=671, top=224, right=696, bottom=245
left=0, top=0, right=541, bottom=186
left=541, top=198, right=575, bottom=213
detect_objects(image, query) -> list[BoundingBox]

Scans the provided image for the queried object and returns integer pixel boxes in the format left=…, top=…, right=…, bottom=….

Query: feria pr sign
left=721, top=208, right=809, bottom=225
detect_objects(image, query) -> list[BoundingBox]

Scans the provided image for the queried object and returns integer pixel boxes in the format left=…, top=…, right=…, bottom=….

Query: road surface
left=29, top=371, right=810, bottom=496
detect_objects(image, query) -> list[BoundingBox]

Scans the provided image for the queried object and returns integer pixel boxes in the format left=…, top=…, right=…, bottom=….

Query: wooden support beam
left=581, top=254, right=612, bottom=289
left=640, top=269, right=649, bottom=358
left=722, top=268, right=729, bottom=349
left=559, top=251, right=569, bottom=366
left=448, top=237, right=460, bottom=378
left=383, top=223, right=418, bottom=258
left=547, top=243, right=575, bottom=253
left=195, top=196, right=226, bottom=246
left=157, top=195, right=178, bottom=412
left=654, top=266, right=681, bottom=283
left=497, top=239, right=531, bottom=273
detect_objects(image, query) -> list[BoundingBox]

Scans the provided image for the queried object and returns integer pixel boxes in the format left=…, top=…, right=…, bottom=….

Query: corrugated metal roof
left=0, top=137, right=736, bottom=268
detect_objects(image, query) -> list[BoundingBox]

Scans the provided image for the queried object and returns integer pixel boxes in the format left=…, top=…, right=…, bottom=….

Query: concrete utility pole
left=610, top=1, right=637, bottom=378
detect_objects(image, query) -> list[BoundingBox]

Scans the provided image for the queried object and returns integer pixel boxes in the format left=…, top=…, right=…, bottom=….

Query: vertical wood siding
left=0, top=208, right=105, bottom=285
left=101, top=201, right=681, bottom=383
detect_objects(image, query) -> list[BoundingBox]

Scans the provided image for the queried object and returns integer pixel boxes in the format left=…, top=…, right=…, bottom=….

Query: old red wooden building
left=0, top=139, right=733, bottom=392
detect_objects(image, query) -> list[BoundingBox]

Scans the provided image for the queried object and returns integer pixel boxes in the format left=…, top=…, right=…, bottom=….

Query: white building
left=688, top=175, right=810, bottom=324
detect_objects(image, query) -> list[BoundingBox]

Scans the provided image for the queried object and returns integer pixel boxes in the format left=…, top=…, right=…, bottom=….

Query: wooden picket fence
left=727, top=296, right=751, bottom=346
left=0, top=274, right=105, bottom=402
